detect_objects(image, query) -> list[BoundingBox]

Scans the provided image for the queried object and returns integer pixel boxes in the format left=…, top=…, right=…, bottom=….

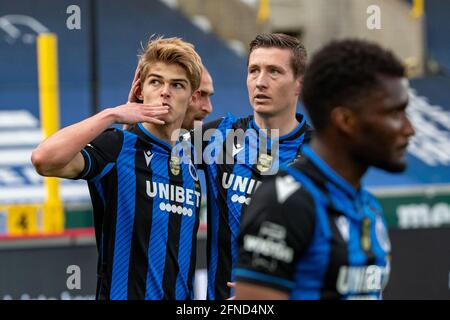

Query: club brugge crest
left=375, top=215, right=391, bottom=253
left=189, top=160, right=199, bottom=181
left=170, top=156, right=181, bottom=176
left=256, top=154, right=272, bottom=173
left=360, top=217, right=372, bottom=252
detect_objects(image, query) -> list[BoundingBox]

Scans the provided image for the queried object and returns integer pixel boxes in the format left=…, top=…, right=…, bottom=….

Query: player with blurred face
left=182, top=66, right=214, bottom=130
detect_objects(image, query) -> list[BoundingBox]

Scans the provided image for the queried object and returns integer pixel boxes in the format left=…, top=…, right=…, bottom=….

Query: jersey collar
left=249, top=113, right=306, bottom=141
left=302, top=145, right=360, bottom=199
left=136, top=123, right=173, bottom=153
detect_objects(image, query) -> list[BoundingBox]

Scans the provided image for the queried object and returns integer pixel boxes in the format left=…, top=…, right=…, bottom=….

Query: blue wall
left=0, top=0, right=92, bottom=126
left=425, top=0, right=450, bottom=72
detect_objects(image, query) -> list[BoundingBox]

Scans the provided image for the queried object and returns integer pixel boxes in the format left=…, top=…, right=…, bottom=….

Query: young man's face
left=141, top=62, right=193, bottom=125
left=247, top=47, right=301, bottom=117
left=351, top=76, right=415, bottom=172
left=182, top=69, right=214, bottom=130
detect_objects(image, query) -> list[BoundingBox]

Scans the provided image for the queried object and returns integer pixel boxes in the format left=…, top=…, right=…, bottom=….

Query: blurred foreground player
left=235, top=39, right=415, bottom=299
left=32, top=37, right=203, bottom=300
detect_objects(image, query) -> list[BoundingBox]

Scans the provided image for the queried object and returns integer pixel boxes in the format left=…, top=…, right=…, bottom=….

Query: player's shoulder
left=242, top=168, right=317, bottom=245
left=102, top=127, right=124, bottom=137
left=90, top=127, right=124, bottom=147
left=232, top=114, right=254, bottom=130
left=201, top=112, right=237, bottom=131
left=249, top=167, right=317, bottom=219
left=361, top=188, right=384, bottom=214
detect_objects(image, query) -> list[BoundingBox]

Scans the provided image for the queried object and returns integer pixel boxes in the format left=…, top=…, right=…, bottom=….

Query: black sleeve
left=236, top=172, right=316, bottom=292
left=75, top=128, right=124, bottom=180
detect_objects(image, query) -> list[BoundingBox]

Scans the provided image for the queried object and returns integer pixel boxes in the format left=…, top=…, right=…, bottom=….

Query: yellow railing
left=411, top=0, right=424, bottom=19
left=36, top=33, right=64, bottom=234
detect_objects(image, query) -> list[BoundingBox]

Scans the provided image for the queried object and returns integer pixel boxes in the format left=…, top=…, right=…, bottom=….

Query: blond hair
left=139, top=36, right=202, bottom=92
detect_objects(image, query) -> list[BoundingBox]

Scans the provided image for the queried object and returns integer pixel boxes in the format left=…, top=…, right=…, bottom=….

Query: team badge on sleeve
left=189, top=160, right=199, bottom=181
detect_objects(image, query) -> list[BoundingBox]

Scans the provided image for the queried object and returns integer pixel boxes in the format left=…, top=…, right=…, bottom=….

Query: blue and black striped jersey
left=236, top=145, right=391, bottom=300
left=196, top=113, right=312, bottom=300
left=77, top=123, right=201, bottom=300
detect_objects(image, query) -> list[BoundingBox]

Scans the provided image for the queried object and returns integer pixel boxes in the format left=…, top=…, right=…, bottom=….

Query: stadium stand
left=424, top=0, right=450, bottom=72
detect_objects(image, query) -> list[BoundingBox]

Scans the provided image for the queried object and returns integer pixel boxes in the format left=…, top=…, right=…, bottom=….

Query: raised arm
left=31, top=103, right=168, bottom=179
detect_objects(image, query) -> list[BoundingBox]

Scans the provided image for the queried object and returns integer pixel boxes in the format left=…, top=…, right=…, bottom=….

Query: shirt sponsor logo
left=244, top=222, right=293, bottom=272
left=146, top=181, right=201, bottom=217
left=222, top=173, right=260, bottom=194
left=222, top=172, right=262, bottom=205
left=336, top=264, right=390, bottom=295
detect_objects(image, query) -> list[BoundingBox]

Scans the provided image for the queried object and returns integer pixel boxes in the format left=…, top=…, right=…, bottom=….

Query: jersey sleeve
left=235, top=172, right=316, bottom=293
left=75, top=128, right=124, bottom=180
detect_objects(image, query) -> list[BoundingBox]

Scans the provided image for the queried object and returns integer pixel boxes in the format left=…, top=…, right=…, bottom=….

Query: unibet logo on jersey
left=221, top=172, right=262, bottom=205
left=336, top=264, right=390, bottom=299
left=146, top=181, right=200, bottom=217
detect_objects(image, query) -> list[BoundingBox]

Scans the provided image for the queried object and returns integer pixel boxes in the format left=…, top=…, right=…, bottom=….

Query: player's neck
left=142, top=121, right=181, bottom=147
left=310, top=138, right=368, bottom=190
left=253, top=108, right=298, bottom=138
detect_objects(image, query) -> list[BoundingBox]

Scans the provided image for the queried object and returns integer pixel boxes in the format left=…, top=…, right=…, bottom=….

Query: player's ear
left=189, top=89, right=200, bottom=105
left=133, top=81, right=143, bottom=101
left=294, top=76, right=303, bottom=96
left=331, top=106, right=358, bottom=136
